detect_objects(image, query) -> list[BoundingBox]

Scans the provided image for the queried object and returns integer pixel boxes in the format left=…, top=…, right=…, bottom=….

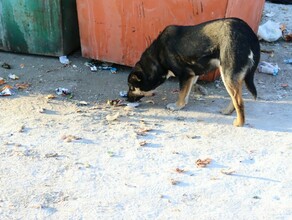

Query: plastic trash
left=258, top=20, right=282, bottom=42
left=55, top=88, right=71, bottom=96
left=284, top=59, right=292, bottom=64
left=0, top=88, right=13, bottom=96
left=119, top=91, right=128, bottom=97
left=59, top=56, right=70, bottom=65
left=85, top=60, right=117, bottom=73
left=258, top=61, right=280, bottom=76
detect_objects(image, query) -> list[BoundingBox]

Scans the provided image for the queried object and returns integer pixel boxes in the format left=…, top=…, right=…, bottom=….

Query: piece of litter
left=139, top=141, right=147, bottom=146
left=1, top=63, right=11, bottom=69
left=284, top=59, right=292, bottom=64
left=196, top=158, right=212, bottom=168
left=145, top=100, right=155, bottom=104
left=61, top=135, right=81, bottom=142
left=107, top=99, right=126, bottom=106
left=8, top=74, right=19, bottom=80
left=59, top=56, right=70, bottom=65
left=119, top=91, right=128, bottom=97
left=258, top=61, right=279, bottom=76
left=46, top=94, right=56, bottom=99
left=78, top=101, right=89, bottom=106
left=0, top=88, right=13, bottom=96
left=127, top=102, right=140, bottom=108
left=15, top=83, right=30, bottom=89
left=55, top=88, right=71, bottom=96
left=85, top=60, right=118, bottom=73
left=175, top=168, right=185, bottom=173
left=0, top=77, right=5, bottom=85
left=221, top=169, right=236, bottom=175
left=258, top=20, right=282, bottom=42
left=106, top=112, right=120, bottom=121
left=45, top=153, right=59, bottom=158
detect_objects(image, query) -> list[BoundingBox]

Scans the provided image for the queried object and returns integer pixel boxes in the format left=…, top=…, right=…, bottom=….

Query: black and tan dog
left=127, top=18, right=260, bottom=126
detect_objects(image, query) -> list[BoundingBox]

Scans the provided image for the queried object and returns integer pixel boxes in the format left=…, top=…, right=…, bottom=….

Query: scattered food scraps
left=281, top=83, right=289, bottom=88
left=8, top=74, right=19, bottom=80
left=107, top=99, right=126, bottom=106
left=280, top=24, right=292, bottom=42
left=196, top=158, right=212, bottom=168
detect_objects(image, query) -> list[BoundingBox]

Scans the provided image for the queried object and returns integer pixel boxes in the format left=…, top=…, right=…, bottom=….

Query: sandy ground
left=1, top=2, right=292, bottom=220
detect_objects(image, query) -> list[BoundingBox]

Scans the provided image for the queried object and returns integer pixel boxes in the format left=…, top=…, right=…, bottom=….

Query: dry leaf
left=196, top=158, right=212, bottom=168
left=0, top=77, right=5, bottom=85
left=170, top=179, right=180, bottom=185
left=1, top=84, right=13, bottom=91
left=46, top=94, right=56, bottom=99
left=139, top=141, right=147, bottom=146
left=15, top=83, right=30, bottom=89
left=175, top=168, right=185, bottom=173
left=61, top=135, right=81, bottom=142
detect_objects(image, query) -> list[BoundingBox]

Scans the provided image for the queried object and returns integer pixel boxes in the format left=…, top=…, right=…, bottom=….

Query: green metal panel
left=0, top=0, right=80, bottom=56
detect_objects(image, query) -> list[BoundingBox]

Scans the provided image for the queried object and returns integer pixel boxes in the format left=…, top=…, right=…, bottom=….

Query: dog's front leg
left=167, top=75, right=199, bottom=111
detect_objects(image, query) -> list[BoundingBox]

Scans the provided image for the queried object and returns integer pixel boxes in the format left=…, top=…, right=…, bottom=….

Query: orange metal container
left=77, top=0, right=264, bottom=81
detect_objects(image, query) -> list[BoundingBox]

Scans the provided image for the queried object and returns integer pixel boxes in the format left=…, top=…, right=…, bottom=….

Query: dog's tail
left=245, top=68, right=257, bottom=100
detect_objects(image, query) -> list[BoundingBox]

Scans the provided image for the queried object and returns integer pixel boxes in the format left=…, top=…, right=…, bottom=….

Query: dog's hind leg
left=220, top=67, right=245, bottom=127
left=167, top=74, right=199, bottom=111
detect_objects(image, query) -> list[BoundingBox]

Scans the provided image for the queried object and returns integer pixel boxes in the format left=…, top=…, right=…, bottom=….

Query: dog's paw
left=166, top=103, right=184, bottom=111
left=233, top=118, right=244, bottom=127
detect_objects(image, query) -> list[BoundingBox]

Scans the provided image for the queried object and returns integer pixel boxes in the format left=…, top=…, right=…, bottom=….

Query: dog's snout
left=127, top=91, right=143, bottom=102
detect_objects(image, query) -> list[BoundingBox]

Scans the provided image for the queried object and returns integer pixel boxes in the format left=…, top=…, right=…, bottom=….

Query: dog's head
left=127, top=63, right=167, bottom=102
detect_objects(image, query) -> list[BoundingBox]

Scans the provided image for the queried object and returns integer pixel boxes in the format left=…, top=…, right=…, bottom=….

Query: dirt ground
left=0, top=2, right=291, bottom=220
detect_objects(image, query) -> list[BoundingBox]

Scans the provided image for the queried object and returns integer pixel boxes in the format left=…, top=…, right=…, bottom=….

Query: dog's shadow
left=136, top=95, right=292, bottom=133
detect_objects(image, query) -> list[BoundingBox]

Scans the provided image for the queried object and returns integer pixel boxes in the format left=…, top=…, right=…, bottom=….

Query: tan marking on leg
left=223, top=80, right=245, bottom=127
left=167, top=76, right=197, bottom=111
